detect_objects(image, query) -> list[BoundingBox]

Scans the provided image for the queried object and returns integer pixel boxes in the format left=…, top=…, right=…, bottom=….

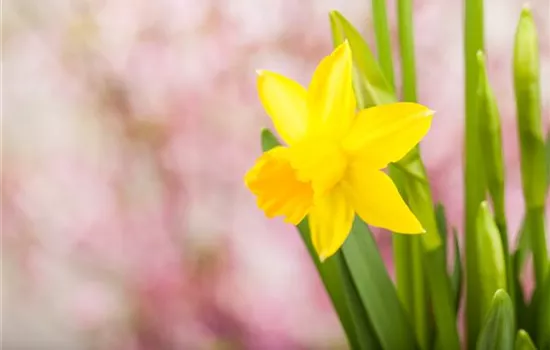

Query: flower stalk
left=513, top=6, right=548, bottom=287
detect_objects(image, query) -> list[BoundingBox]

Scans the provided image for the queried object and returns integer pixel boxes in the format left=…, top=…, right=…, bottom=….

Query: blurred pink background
left=3, top=0, right=549, bottom=349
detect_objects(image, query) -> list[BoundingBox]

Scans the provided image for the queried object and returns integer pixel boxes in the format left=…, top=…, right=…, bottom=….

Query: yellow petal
left=245, top=147, right=313, bottom=224
left=308, top=186, right=354, bottom=261
left=307, top=41, right=356, bottom=139
left=257, top=71, right=308, bottom=145
left=343, top=162, right=424, bottom=233
left=343, top=102, right=434, bottom=169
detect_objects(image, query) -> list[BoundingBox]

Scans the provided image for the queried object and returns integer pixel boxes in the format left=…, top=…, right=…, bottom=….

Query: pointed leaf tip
left=260, top=128, right=281, bottom=152
left=521, top=4, right=532, bottom=16
left=479, top=200, right=489, bottom=211
left=493, top=289, right=509, bottom=302
left=515, top=329, right=536, bottom=350
left=476, top=289, right=514, bottom=350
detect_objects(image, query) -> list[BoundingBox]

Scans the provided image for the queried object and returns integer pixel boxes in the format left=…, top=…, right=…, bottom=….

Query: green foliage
left=513, top=6, right=548, bottom=288
left=254, top=3, right=547, bottom=349
left=464, top=0, right=486, bottom=345
left=515, top=330, right=536, bottom=350
left=476, top=290, right=515, bottom=350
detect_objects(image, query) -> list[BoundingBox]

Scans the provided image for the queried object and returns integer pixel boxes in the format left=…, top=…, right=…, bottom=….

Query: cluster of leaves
left=259, top=1, right=549, bottom=349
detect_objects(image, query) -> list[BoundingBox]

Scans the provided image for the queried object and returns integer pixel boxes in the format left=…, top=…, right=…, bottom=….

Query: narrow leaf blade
left=329, top=10, right=395, bottom=107
left=342, top=219, right=418, bottom=350
left=451, top=228, right=463, bottom=312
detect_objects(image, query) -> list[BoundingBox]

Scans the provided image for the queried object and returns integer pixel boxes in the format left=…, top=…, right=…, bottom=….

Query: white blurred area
left=2, top=0, right=549, bottom=349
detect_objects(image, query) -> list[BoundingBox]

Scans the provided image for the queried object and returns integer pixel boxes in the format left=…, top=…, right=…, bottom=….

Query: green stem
left=526, top=207, right=548, bottom=286
left=393, top=235, right=428, bottom=350
left=397, top=0, right=417, bottom=101
left=393, top=1, right=428, bottom=348
left=405, top=172, right=460, bottom=350
left=371, top=0, right=395, bottom=91
left=464, top=0, right=485, bottom=346
left=494, top=214, right=515, bottom=307
left=513, top=7, right=548, bottom=287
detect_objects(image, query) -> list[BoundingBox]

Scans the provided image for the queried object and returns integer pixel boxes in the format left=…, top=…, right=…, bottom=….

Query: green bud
left=513, top=5, right=548, bottom=288
left=476, top=202, right=507, bottom=323
left=476, top=51, right=505, bottom=220
left=476, top=290, right=514, bottom=350
left=514, top=330, right=536, bottom=350
left=513, top=6, right=546, bottom=208
left=477, top=50, right=516, bottom=306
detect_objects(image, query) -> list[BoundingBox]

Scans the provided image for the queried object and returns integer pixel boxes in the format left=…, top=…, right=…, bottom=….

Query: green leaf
left=260, top=128, right=280, bottom=151
left=342, top=219, right=418, bottom=350
left=535, top=271, right=550, bottom=349
left=476, top=290, right=515, bottom=350
left=515, top=330, right=536, bottom=350
left=451, top=228, right=463, bottom=313
left=332, top=10, right=459, bottom=349
left=523, top=269, right=549, bottom=345
left=393, top=234, right=428, bottom=349
left=434, top=205, right=463, bottom=312
left=423, top=248, right=461, bottom=350
left=514, top=222, right=531, bottom=282
left=337, top=254, right=382, bottom=350
left=329, top=10, right=395, bottom=107
left=372, top=0, right=430, bottom=345
left=514, top=258, right=528, bottom=334
left=331, top=13, right=425, bottom=349
left=261, top=129, right=380, bottom=350
left=464, top=0, right=486, bottom=346
left=476, top=202, right=508, bottom=324
left=390, top=171, right=429, bottom=350
left=435, top=204, right=448, bottom=258
left=403, top=177, right=459, bottom=350
left=400, top=158, right=442, bottom=251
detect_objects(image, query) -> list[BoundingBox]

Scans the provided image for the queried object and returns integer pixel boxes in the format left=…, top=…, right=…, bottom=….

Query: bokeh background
left=3, top=0, right=550, bottom=349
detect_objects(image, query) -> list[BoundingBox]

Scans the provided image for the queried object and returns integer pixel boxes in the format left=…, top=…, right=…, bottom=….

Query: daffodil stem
left=397, top=0, right=417, bottom=101
left=526, top=208, right=548, bottom=287
left=393, top=1, right=430, bottom=348
left=393, top=235, right=428, bottom=348
left=464, top=0, right=485, bottom=346
left=514, top=7, right=548, bottom=288
left=371, top=0, right=395, bottom=91
left=403, top=171, right=460, bottom=350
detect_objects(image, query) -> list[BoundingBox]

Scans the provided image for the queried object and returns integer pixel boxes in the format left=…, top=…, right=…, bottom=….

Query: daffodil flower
left=245, top=41, right=434, bottom=261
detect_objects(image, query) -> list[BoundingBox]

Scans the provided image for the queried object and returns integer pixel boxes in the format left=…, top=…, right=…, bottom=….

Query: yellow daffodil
left=245, top=41, right=434, bottom=261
